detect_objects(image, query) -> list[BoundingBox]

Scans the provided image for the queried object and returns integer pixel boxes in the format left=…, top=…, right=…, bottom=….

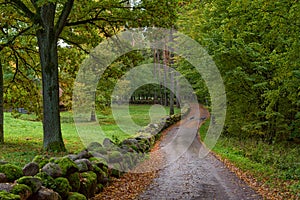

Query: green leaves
left=177, top=0, right=300, bottom=142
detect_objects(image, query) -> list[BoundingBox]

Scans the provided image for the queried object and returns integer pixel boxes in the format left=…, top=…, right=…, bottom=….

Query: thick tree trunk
left=0, top=61, right=3, bottom=144
left=37, top=4, right=65, bottom=152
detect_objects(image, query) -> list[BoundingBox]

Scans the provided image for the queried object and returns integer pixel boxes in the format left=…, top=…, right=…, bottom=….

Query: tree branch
left=58, top=37, right=90, bottom=54
left=55, top=0, right=74, bottom=38
left=6, top=0, right=35, bottom=21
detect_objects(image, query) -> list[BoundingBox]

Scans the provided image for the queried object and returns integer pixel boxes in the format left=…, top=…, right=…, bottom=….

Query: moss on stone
left=0, top=191, right=20, bottom=200
left=10, top=184, right=32, bottom=200
left=67, top=192, right=87, bottom=200
left=35, top=172, right=56, bottom=189
left=97, top=184, right=104, bottom=192
left=32, top=155, right=50, bottom=168
left=0, top=164, right=23, bottom=182
left=89, top=157, right=108, bottom=171
left=16, top=176, right=42, bottom=193
left=92, top=165, right=108, bottom=184
left=108, top=151, right=123, bottom=163
left=54, top=157, right=78, bottom=176
left=54, top=177, right=71, bottom=199
left=67, top=172, right=80, bottom=192
left=79, top=171, right=97, bottom=198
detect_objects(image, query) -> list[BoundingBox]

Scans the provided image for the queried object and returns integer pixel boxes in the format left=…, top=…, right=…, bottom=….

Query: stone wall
left=0, top=105, right=190, bottom=200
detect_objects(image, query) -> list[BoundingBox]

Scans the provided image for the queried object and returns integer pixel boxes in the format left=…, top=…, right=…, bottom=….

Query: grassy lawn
left=199, top=119, right=300, bottom=198
left=1, top=104, right=179, bottom=167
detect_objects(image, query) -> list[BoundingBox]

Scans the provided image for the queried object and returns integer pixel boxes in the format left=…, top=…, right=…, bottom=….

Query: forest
left=0, top=0, right=299, bottom=199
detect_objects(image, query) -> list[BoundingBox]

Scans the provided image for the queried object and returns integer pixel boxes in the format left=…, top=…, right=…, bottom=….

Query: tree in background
left=178, top=0, right=300, bottom=142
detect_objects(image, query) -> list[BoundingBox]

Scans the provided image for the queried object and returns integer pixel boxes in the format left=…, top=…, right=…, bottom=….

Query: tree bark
left=37, top=3, right=65, bottom=152
left=0, top=61, right=3, bottom=144
left=169, top=29, right=175, bottom=115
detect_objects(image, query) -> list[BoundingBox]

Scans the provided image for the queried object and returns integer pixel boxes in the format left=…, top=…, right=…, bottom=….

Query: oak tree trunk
left=0, top=61, right=3, bottom=144
left=37, top=3, right=65, bottom=152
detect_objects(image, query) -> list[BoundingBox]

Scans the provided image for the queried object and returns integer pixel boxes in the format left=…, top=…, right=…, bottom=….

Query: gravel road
left=137, top=105, right=262, bottom=200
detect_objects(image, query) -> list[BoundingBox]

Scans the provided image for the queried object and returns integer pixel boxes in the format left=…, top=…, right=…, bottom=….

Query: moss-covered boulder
left=67, top=192, right=87, bottom=200
left=66, top=172, right=80, bottom=192
left=87, top=142, right=102, bottom=151
left=76, top=150, right=92, bottom=160
left=0, top=191, right=20, bottom=200
left=35, top=172, right=56, bottom=190
left=0, top=164, right=23, bottom=182
left=22, top=162, right=39, bottom=176
left=75, top=159, right=93, bottom=172
left=79, top=171, right=97, bottom=198
left=54, top=157, right=78, bottom=176
left=108, top=151, right=123, bottom=163
left=42, top=163, right=63, bottom=178
left=11, top=184, right=32, bottom=200
left=27, top=187, right=61, bottom=200
left=32, top=155, right=50, bottom=169
left=103, top=138, right=114, bottom=147
left=16, top=176, right=42, bottom=194
left=89, top=157, right=108, bottom=169
left=54, top=177, right=71, bottom=199
left=92, top=165, right=109, bottom=185
left=0, top=173, right=7, bottom=183
left=96, top=184, right=104, bottom=193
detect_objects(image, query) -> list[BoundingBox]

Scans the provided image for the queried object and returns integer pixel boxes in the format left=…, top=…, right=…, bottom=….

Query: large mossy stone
left=79, top=171, right=97, bottom=198
left=35, top=172, right=56, bottom=190
left=16, top=176, right=42, bottom=194
left=0, top=191, right=20, bottom=200
left=67, top=192, right=87, bottom=200
left=75, top=159, right=93, bottom=172
left=27, top=187, right=61, bottom=200
left=32, top=155, right=50, bottom=169
left=0, top=174, right=7, bottom=183
left=0, top=183, right=14, bottom=193
left=66, top=172, right=80, bottom=192
left=42, top=163, right=63, bottom=178
left=54, top=157, right=78, bottom=176
left=108, top=151, right=123, bottom=163
left=89, top=157, right=108, bottom=169
left=92, top=165, right=109, bottom=185
left=10, top=184, right=32, bottom=200
left=87, top=142, right=102, bottom=151
left=22, top=162, right=39, bottom=176
left=0, top=164, right=23, bottom=182
left=54, top=177, right=71, bottom=199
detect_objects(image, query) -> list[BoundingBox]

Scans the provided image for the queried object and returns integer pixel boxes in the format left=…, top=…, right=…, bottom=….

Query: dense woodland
left=1, top=0, right=299, bottom=150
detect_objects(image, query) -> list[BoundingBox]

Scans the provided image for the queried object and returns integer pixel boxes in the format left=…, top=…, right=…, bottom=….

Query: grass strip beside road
left=200, top=119, right=300, bottom=199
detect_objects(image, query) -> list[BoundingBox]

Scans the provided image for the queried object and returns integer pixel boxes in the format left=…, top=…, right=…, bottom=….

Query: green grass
left=1, top=104, right=179, bottom=167
left=199, top=119, right=300, bottom=198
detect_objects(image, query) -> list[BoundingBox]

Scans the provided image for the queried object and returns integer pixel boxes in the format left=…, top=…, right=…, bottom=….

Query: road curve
left=137, top=104, right=262, bottom=200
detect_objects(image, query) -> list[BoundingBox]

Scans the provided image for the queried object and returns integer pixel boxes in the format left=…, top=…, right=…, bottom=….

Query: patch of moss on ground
left=67, top=192, right=87, bottom=200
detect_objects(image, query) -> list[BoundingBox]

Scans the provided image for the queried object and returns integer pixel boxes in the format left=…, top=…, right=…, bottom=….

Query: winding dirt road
left=94, top=104, right=262, bottom=200
left=137, top=104, right=261, bottom=200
